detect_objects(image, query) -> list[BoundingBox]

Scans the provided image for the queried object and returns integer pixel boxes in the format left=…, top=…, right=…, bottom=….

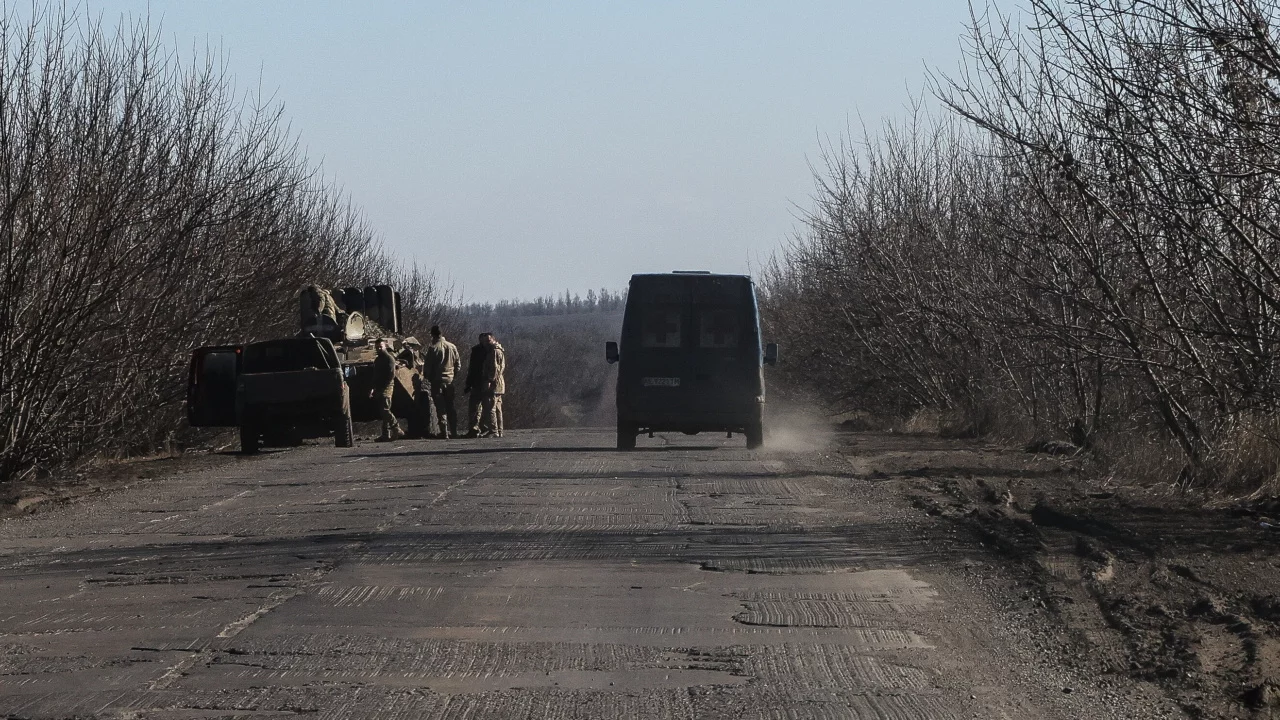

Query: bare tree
left=766, top=0, right=1280, bottom=490
left=0, top=5, right=413, bottom=481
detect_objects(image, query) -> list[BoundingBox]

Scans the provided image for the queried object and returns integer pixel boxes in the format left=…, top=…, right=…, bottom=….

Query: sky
left=80, top=1, right=976, bottom=302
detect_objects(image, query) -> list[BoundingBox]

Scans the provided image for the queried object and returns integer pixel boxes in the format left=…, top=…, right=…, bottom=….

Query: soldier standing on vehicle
left=371, top=338, right=403, bottom=441
left=423, top=325, right=462, bottom=438
left=481, top=333, right=506, bottom=438
left=462, top=333, right=491, bottom=438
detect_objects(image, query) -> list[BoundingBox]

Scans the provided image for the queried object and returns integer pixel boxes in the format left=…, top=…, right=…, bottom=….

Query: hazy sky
left=82, top=1, right=974, bottom=302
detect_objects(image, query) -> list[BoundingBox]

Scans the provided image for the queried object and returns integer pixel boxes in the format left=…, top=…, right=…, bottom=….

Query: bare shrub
left=759, top=107, right=1005, bottom=422
left=1093, top=431, right=1188, bottom=489
left=0, top=5, right=416, bottom=481
left=765, top=0, right=1280, bottom=494
left=937, top=0, right=1280, bottom=488
left=1205, top=414, right=1280, bottom=496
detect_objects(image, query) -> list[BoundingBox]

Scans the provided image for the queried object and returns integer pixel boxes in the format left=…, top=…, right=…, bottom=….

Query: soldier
left=462, top=333, right=491, bottom=438
left=401, top=338, right=433, bottom=439
left=317, top=287, right=339, bottom=323
left=303, top=284, right=339, bottom=323
left=423, top=325, right=462, bottom=438
left=301, top=284, right=346, bottom=340
left=481, top=333, right=506, bottom=438
left=370, top=338, right=403, bottom=441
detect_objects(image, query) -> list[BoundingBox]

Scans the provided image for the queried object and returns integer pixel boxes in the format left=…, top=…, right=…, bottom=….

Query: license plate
left=642, top=377, right=681, bottom=387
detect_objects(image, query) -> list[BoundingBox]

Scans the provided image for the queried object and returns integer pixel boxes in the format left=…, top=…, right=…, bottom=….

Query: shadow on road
left=6, top=522, right=952, bottom=579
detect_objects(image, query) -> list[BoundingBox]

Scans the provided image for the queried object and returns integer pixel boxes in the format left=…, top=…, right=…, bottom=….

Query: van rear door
left=690, top=276, right=761, bottom=412
left=623, top=278, right=694, bottom=413
left=187, top=345, right=242, bottom=427
left=690, top=303, right=756, bottom=411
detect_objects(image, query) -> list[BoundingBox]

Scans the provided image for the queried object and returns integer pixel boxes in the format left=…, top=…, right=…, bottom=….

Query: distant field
left=454, top=310, right=623, bottom=428
left=470, top=311, right=623, bottom=335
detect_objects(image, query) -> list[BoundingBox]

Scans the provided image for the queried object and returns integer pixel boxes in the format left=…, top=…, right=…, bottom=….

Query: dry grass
left=816, top=393, right=1280, bottom=501
left=901, top=408, right=942, bottom=434
left=1087, top=420, right=1280, bottom=498
left=1091, top=430, right=1186, bottom=490
left=831, top=411, right=895, bottom=432
left=939, top=401, right=1000, bottom=439
left=1204, top=414, right=1280, bottom=497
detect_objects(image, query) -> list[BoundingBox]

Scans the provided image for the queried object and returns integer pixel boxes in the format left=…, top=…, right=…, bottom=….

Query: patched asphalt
left=0, top=429, right=1159, bottom=719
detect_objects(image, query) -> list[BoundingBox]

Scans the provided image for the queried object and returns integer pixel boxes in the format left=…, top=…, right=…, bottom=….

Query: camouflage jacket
left=373, top=348, right=397, bottom=397
left=423, top=337, right=461, bottom=386
left=484, top=343, right=506, bottom=395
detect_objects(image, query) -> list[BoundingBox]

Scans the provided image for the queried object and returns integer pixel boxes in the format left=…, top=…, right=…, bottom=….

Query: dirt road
left=0, top=429, right=1179, bottom=719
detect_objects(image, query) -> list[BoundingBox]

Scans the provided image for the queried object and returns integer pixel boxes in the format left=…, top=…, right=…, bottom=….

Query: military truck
left=235, top=337, right=353, bottom=452
left=187, top=284, right=427, bottom=451
left=606, top=272, right=778, bottom=450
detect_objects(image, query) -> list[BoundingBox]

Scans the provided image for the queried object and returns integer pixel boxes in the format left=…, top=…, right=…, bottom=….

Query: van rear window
left=641, top=308, right=682, bottom=348
left=698, top=309, right=740, bottom=348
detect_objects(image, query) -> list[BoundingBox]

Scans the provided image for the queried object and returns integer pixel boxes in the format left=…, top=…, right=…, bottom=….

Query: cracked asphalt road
left=0, top=429, right=1163, bottom=719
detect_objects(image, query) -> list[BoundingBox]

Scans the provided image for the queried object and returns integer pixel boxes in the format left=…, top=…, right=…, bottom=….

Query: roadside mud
left=844, top=430, right=1280, bottom=719
left=0, top=425, right=399, bottom=519
left=0, top=439, right=243, bottom=520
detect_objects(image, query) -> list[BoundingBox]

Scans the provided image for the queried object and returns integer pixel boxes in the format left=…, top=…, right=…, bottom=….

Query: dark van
left=606, top=272, right=777, bottom=450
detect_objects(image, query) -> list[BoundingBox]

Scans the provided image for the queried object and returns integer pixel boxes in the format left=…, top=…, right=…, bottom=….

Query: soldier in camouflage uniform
left=317, top=287, right=339, bottom=322
left=463, top=333, right=491, bottom=438
left=303, top=284, right=339, bottom=323
left=301, top=285, right=345, bottom=340
left=371, top=339, right=403, bottom=441
left=423, top=325, right=462, bottom=438
left=481, top=334, right=506, bottom=438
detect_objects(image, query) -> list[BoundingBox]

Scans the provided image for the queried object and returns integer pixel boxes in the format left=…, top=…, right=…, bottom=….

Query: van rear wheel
left=617, top=423, right=637, bottom=451
left=746, top=421, right=764, bottom=450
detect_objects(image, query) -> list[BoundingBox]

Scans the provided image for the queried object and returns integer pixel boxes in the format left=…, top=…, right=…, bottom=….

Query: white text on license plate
left=642, top=377, right=681, bottom=387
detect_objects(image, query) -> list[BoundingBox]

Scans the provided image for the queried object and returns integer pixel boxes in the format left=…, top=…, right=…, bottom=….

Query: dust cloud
left=763, top=402, right=835, bottom=453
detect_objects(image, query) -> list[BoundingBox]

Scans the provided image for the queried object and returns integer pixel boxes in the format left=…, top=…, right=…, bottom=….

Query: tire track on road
left=148, top=454, right=501, bottom=693
left=2, top=431, right=1143, bottom=719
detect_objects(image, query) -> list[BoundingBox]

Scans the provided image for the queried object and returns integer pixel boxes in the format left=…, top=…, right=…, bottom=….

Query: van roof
left=627, top=273, right=755, bottom=303
left=629, top=272, right=752, bottom=281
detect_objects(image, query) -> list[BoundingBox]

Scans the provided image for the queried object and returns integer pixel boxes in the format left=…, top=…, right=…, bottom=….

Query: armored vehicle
left=606, top=272, right=777, bottom=450
left=187, top=284, right=427, bottom=451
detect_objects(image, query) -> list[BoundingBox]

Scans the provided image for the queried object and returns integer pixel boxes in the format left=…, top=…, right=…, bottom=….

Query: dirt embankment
left=0, top=439, right=244, bottom=520
left=0, top=426, right=396, bottom=519
left=846, top=430, right=1280, bottom=719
